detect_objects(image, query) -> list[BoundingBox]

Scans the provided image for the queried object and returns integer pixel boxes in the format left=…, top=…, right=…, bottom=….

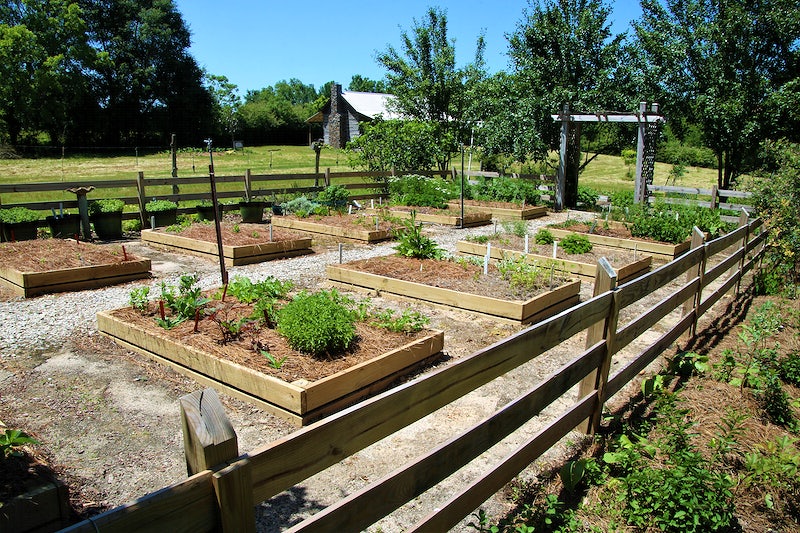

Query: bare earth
left=0, top=211, right=745, bottom=531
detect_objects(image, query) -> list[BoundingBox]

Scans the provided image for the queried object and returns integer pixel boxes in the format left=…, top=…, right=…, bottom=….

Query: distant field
left=0, top=145, right=722, bottom=207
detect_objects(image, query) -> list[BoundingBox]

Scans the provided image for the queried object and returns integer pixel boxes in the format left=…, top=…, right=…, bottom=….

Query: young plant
left=371, top=308, right=430, bottom=333
left=260, top=350, right=288, bottom=370
left=1, top=422, right=40, bottom=458
left=159, top=274, right=211, bottom=322
left=559, top=233, right=593, bottom=254
left=129, top=286, right=150, bottom=314
left=534, top=228, right=554, bottom=245
left=393, top=211, right=444, bottom=259
left=277, top=289, right=357, bottom=358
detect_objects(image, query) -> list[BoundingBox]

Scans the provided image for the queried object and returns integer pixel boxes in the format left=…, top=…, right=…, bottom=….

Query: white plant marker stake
left=348, top=204, right=352, bottom=215
left=375, top=216, right=379, bottom=231
left=339, top=243, right=343, bottom=264
left=524, top=234, right=529, bottom=254
left=484, top=242, right=491, bottom=275
left=269, top=221, right=273, bottom=242
left=371, top=198, right=374, bottom=209
left=552, top=241, right=557, bottom=259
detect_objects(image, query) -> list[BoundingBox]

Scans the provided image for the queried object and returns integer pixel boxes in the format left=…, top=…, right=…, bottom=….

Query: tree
left=376, top=7, right=486, bottom=170
left=346, top=118, right=452, bottom=173
left=501, top=0, right=641, bottom=205
left=0, top=0, right=95, bottom=144
left=348, top=75, right=388, bottom=93
left=635, top=0, right=800, bottom=189
left=205, top=74, right=241, bottom=148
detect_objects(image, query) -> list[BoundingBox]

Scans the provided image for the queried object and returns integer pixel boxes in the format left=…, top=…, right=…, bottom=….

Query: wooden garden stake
left=524, top=234, right=529, bottom=254
left=122, top=245, right=128, bottom=261
left=159, top=300, right=165, bottom=320
left=194, top=309, right=200, bottom=333
left=339, top=243, right=343, bottom=264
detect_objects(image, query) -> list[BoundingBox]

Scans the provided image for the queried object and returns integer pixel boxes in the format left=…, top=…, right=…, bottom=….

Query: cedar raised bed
left=0, top=478, right=71, bottom=533
left=270, top=213, right=397, bottom=242
left=141, top=225, right=312, bottom=266
left=456, top=241, right=653, bottom=284
left=447, top=200, right=547, bottom=220
left=546, top=226, right=690, bottom=260
left=97, top=310, right=444, bottom=426
left=0, top=240, right=151, bottom=297
left=327, top=259, right=581, bottom=324
left=365, top=206, right=492, bottom=227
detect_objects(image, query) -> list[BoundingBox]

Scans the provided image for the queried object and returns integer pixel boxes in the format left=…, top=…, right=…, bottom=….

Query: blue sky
left=173, top=0, right=643, bottom=96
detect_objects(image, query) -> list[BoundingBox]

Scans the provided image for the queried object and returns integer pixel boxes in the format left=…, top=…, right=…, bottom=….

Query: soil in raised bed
left=547, top=220, right=674, bottom=245
left=466, top=233, right=646, bottom=264
left=109, top=297, right=430, bottom=384
left=0, top=239, right=142, bottom=273
left=453, top=199, right=535, bottom=210
left=338, top=254, right=571, bottom=301
left=276, top=212, right=404, bottom=232
left=155, top=221, right=306, bottom=245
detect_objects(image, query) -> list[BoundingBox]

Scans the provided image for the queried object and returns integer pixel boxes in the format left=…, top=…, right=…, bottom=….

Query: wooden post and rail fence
left=647, top=184, right=754, bottom=223
left=59, top=213, right=766, bottom=532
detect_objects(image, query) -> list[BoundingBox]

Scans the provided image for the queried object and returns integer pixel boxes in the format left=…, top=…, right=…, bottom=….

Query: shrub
left=0, top=207, right=39, bottom=223
left=534, top=229, right=554, bottom=245
left=316, top=184, right=350, bottom=210
left=393, top=211, right=444, bottom=259
left=472, top=176, right=541, bottom=205
left=560, top=233, right=592, bottom=254
left=145, top=199, right=177, bottom=212
left=577, top=185, right=600, bottom=209
left=281, top=196, right=320, bottom=218
left=89, top=198, right=125, bottom=215
left=389, top=174, right=454, bottom=209
left=277, top=289, right=357, bottom=358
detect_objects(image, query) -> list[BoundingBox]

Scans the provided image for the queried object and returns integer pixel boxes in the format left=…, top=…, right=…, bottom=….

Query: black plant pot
left=1, top=220, right=40, bottom=242
left=239, top=201, right=266, bottom=223
left=271, top=204, right=284, bottom=216
left=148, top=209, right=177, bottom=228
left=46, top=214, right=82, bottom=239
left=91, top=211, right=123, bottom=239
left=196, top=204, right=223, bottom=221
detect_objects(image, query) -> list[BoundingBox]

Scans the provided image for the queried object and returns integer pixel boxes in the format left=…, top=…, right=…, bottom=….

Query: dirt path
left=0, top=213, right=738, bottom=531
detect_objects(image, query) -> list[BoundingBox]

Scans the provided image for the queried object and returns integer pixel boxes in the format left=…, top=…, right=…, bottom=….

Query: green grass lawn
left=0, top=146, right=722, bottom=208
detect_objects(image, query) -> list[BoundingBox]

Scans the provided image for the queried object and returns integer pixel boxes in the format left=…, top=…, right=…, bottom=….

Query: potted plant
left=46, top=210, right=82, bottom=239
left=238, top=195, right=267, bottom=223
left=89, top=198, right=125, bottom=239
left=196, top=200, right=223, bottom=221
left=0, top=207, right=41, bottom=242
left=145, top=199, right=178, bottom=228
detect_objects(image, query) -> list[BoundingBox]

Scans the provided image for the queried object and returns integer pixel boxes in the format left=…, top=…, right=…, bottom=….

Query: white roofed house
left=306, top=83, right=401, bottom=148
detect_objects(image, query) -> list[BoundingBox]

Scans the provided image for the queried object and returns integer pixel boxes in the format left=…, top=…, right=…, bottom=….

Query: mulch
left=0, top=239, right=142, bottom=273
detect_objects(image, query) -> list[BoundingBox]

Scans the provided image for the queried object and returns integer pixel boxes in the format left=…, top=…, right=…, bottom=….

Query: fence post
left=734, top=209, right=749, bottom=294
left=682, top=227, right=706, bottom=338
left=325, top=167, right=331, bottom=187
left=578, top=257, right=618, bottom=434
left=136, top=171, right=147, bottom=228
left=180, top=388, right=239, bottom=476
left=710, top=185, right=719, bottom=209
left=244, top=169, right=252, bottom=201
left=213, top=458, right=255, bottom=533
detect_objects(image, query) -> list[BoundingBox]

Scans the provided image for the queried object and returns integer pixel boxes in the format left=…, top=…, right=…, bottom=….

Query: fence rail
left=647, top=184, right=753, bottom=223
left=60, top=214, right=766, bottom=533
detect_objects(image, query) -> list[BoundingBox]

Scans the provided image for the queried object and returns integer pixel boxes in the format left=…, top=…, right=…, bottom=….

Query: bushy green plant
left=89, top=198, right=125, bottom=215
left=277, top=289, right=358, bottom=358
left=1, top=423, right=39, bottom=458
left=371, top=308, right=429, bottom=333
left=393, top=211, right=444, bottom=259
left=159, top=274, right=210, bottom=323
left=226, top=275, right=293, bottom=304
left=627, top=204, right=690, bottom=244
left=502, top=220, right=528, bottom=238
left=471, top=176, right=541, bottom=205
left=534, top=228, right=554, bottom=245
left=559, top=233, right=593, bottom=254
left=0, top=206, right=40, bottom=223
left=145, top=199, right=177, bottom=212
left=577, top=185, right=600, bottom=209
left=316, top=184, right=350, bottom=210
left=389, top=174, right=455, bottom=209
left=281, top=196, right=320, bottom=218
left=129, top=286, right=150, bottom=313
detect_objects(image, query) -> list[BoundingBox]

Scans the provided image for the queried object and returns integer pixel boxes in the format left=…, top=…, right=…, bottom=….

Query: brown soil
left=339, top=254, right=570, bottom=301
left=548, top=220, right=673, bottom=244
left=0, top=239, right=142, bottom=273
left=109, top=299, right=428, bottom=383
left=470, top=233, right=649, bottom=264
left=275, top=213, right=403, bottom=232
left=156, top=221, right=306, bottom=245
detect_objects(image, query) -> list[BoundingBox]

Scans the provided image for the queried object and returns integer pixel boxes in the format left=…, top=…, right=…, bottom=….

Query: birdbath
left=66, top=186, right=95, bottom=240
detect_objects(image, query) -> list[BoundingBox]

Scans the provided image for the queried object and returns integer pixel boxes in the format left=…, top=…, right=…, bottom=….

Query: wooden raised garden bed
left=97, top=310, right=444, bottom=426
left=1, top=478, right=71, bottom=533
left=456, top=241, right=652, bottom=284
left=365, top=206, right=492, bottom=227
left=327, top=257, right=581, bottom=324
left=270, top=214, right=397, bottom=242
left=0, top=239, right=150, bottom=297
left=141, top=223, right=312, bottom=266
left=447, top=200, right=547, bottom=220
left=546, top=226, right=690, bottom=260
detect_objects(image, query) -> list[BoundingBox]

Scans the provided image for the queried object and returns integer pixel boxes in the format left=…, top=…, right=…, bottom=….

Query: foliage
left=534, top=229, right=554, bottom=245
left=159, top=274, right=211, bottom=324
left=470, top=176, right=541, bottom=205
left=280, top=196, right=321, bottom=218
left=496, top=255, right=564, bottom=295
left=346, top=119, right=453, bottom=173
left=388, top=174, right=454, bottom=209
left=129, top=286, right=150, bottom=313
left=277, top=289, right=357, bottom=358
left=145, top=199, right=177, bottom=212
left=501, top=220, right=528, bottom=239
left=316, top=184, right=350, bottom=210
left=226, top=275, right=293, bottom=304
left=576, top=185, right=600, bottom=209
left=627, top=204, right=690, bottom=244
left=370, top=308, right=429, bottom=334
left=89, top=198, right=125, bottom=215
left=1, top=423, right=39, bottom=459
left=0, top=206, right=39, bottom=223
left=376, top=6, right=485, bottom=170
left=559, top=233, right=593, bottom=255
left=260, top=350, right=288, bottom=370
left=393, top=211, right=444, bottom=260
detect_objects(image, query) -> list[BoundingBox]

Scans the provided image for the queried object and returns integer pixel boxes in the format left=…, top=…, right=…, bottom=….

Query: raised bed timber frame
left=97, top=309, right=444, bottom=426
left=547, top=227, right=690, bottom=260
left=455, top=240, right=653, bottom=285
left=140, top=228, right=312, bottom=266
left=0, top=478, right=71, bottom=533
left=64, top=216, right=766, bottom=533
left=447, top=200, right=547, bottom=220
left=365, top=207, right=492, bottom=227
left=270, top=215, right=393, bottom=242
left=0, top=255, right=151, bottom=297
left=327, top=263, right=581, bottom=324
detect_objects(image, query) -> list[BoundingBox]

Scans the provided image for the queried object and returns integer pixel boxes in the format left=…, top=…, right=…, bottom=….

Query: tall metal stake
left=205, top=139, right=228, bottom=285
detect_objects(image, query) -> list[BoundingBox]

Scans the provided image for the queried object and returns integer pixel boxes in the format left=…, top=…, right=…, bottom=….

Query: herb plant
left=0, top=207, right=39, bottom=223
left=559, top=233, right=593, bottom=254
left=1, top=422, right=39, bottom=458
left=89, top=198, right=125, bottom=215
left=145, top=199, right=177, bottom=212
left=277, top=289, right=357, bottom=358
left=393, top=211, right=444, bottom=259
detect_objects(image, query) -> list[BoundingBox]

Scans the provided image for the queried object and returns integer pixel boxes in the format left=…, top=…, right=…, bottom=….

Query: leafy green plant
left=281, top=196, right=320, bottom=218
left=129, top=286, right=150, bottom=313
left=577, top=185, right=600, bottom=209
left=226, top=275, right=293, bottom=304
left=145, top=199, right=177, bottom=212
left=471, top=176, right=541, bottom=205
left=502, top=220, right=528, bottom=238
left=89, top=198, right=124, bottom=215
left=207, top=307, right=254, bottom=344
left=466, top=234, right=491, bottom=244
left=159, top=274, right=211, bottom=322
left=389, top=174, right=454, bottom=208
left=277, top=289, right=357, bottom=358
left=261, top=350, right=288, bottom=370
left=778, top=352, right=800, bottom=386
left=316, top=184, right=350, bottom=210
left=0, top=206, right=39, bottom=223
left=1, top=422, right=40, bottom=458
left=393, top=211, right=444, bottom=259
left=534, top=228, right=554, bottom=245
left=559, top=233, right=592, bottom=254
left=371, top=308, right=430, bottom=333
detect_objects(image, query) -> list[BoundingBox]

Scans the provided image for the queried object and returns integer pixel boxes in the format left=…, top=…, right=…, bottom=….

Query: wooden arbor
left=551, top=102, right=665, bottom=211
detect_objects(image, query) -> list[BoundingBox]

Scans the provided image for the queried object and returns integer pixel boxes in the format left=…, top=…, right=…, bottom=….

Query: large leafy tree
left=238, top=82, right=317, bottom=145
left=78, top=0, right=212, bottom=145
left=635, top=0, right=800, bottom=189
left=376, top=6, right=485, bottom=170
left=0, top=0, right=95, bottom=144
left=498, top=0, right=640, bottom=205
left=348, top=75, right=388, bottom=93
left=205, top=74, right=241, bottom=148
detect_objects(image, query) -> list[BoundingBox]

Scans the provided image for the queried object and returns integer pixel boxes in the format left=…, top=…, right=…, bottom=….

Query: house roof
left=306, top=91, right=402, bottom=123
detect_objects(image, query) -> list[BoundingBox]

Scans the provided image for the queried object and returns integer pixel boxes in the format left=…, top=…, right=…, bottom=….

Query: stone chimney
left=328, top=83, right=343, bottom=149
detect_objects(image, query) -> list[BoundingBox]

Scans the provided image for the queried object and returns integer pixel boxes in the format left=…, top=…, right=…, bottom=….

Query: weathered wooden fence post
left=180, top=388, right=254, bottom=533
left=136, top=171, right=147, bottom=228
left=734, top=209, right=750, bottom=295
left=578, top=257, right=618, bottom=434
left=710, top=185, right=719, bottom=210
left=325, top=167, right=331, bottom=187
left=244, top=169, right=253, bottom=201
left=682, top=227, right=707, bottom=338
